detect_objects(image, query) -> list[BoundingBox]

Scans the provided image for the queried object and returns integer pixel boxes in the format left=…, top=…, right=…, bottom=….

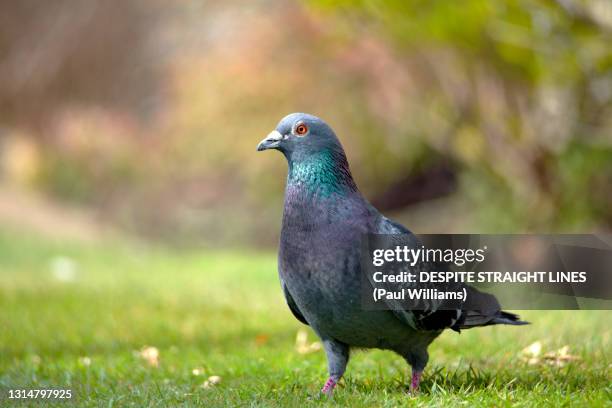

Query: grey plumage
left=257, top=113, right=527, bottom=394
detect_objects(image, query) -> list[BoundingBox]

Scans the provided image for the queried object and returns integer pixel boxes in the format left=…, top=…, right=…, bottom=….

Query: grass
left=0, top=227, right=610, bottom=407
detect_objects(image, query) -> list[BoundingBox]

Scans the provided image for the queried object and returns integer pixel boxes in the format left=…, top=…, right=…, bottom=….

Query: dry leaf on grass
left=543, top=346, right=581, bottom=366
left=521, top=341, right=580, bottom=366
left=522, top=341, right=542, bottom=357
left=295, top=328, right=322, bottom=354
left=522, top=341, right=542, bottom=365
left=201, top=375, right=222, bottom=388
left=78, top=356, right=92, bottom=367
left=140, top=346, right=160, bottom=367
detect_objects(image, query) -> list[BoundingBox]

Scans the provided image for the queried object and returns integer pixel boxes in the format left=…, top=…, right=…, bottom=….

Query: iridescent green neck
left=287, top=150, right=357, bottom=196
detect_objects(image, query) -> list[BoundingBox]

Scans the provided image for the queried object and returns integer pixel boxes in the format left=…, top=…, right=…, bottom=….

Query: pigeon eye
left=295, top=123, right=308, bottom=136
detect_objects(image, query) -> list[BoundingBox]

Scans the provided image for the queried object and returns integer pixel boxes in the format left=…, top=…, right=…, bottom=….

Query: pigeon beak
left=257, top=130, right=283, bottom=151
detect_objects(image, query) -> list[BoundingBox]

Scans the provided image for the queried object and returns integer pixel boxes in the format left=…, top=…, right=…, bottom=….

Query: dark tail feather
left=455, top=287, right=529, bottom=329
left=490, top=311, right=530, bottom=326
left=457, top=310, right=529, bottom=329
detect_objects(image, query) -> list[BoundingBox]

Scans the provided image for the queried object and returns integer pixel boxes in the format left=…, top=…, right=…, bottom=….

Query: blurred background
left=0, top=0, right=611, bottom=246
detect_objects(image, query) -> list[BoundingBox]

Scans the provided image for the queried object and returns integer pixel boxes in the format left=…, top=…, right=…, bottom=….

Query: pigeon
left=257, top=113, right=527, bottom=395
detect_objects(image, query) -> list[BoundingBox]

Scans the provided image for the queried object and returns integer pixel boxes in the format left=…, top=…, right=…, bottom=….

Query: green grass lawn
left=0, top=228, right=610, bottom=407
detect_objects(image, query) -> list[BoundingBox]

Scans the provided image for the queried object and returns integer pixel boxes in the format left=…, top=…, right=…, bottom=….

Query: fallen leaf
left=79, top=356, right=92, bottom=367
left=521, top=342, right=581, bottom=367
left=140, top=346, right=160, bottom=367
left=522, top=341, right=542, bottom=357
left=521, top=341, right=543, bottom=365
left=201, top=375, right=222, bottom=388
left=527, top=357, right=539, bottom=366
left=542, top=345, right=581, bottom=366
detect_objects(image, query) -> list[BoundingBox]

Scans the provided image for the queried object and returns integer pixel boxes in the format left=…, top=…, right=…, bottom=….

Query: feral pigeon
left=257, top=113, right=527, bottom=395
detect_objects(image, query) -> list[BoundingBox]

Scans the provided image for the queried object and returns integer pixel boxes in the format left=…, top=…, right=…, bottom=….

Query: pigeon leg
left=410, top=368, right=423, bottom=393
left=321, top=377, right=337, bottom=394
left=321, top=339, right=349, bottom=395
left=403, top=349, right=428, bottom=394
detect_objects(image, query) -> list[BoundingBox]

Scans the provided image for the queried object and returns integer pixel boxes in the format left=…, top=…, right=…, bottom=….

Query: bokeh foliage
left=0, top=0, right=610, bottom=244
left=309, top=0, right=612, bottom=231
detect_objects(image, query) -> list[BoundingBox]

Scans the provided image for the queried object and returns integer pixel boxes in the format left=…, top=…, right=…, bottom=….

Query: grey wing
left=372, top=215, right=527, bottom=331
left=372, top=215, right=464, bottom=331
left=280, top=278, right=309, bottom=326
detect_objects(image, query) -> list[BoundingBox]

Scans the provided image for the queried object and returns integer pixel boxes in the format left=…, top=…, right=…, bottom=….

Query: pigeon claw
left=321, top=377, right=337, bottom=396
left=409, top=369, right=422, bottom=395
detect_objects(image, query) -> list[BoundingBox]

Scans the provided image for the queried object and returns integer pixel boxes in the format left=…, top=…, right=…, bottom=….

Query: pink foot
left=410, top=369, right=422, bottom=394
left=321, top=377, right=337, bottom=395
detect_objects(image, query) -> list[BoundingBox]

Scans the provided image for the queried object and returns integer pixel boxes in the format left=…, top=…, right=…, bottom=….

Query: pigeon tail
left=490, top=311, right=530, bottom=326
left=455, top=310, right=529, bottom=330
left=453, top=287, right=530, bottom=330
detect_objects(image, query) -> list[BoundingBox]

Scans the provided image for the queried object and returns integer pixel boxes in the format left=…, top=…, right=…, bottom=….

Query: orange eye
left=295, top=123, right=308, bottom=136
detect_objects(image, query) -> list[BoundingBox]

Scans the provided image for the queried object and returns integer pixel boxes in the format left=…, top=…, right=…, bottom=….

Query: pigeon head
left=258, top=113, right=357, bottom=193
left=257, top=113, right=344, bottom=158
